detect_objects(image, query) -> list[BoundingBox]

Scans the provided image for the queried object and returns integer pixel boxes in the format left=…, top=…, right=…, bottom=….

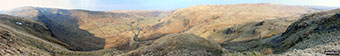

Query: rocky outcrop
left=265, top=9, right=340, bottom=54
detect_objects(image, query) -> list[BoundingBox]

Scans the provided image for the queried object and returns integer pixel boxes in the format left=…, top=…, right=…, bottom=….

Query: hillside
left=121, top=33, right=226, bottom=56
left=2, top=3, right=339, bottom=56
left=225, top=9, right=340, bottom=55
left=6, top=3, right=325, bottom=51
left=0, top=14, right=69, bottom=55
left=213, top=17, right=299, bottom=52
left=269, top=9, right=340, bottom=54
left=148, top=3, right=320, bottom=43
left=199, top=8, right=340, bottom=56
left=6, top=7, right=170, bottom=50
left=0, top=15, right=225, bottom=56
left=210, top=17, right=299, bottom=43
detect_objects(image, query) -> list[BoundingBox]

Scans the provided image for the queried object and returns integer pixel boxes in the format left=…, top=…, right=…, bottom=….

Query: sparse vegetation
left=1, top=3, right=339, bottom=56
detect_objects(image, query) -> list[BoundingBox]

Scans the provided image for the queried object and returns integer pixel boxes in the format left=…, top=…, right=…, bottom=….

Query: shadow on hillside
left=37, top=13, right=105, bottom=51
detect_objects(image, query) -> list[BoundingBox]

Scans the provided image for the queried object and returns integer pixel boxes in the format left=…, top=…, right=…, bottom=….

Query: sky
left=0, top=0, right=340, bottom=11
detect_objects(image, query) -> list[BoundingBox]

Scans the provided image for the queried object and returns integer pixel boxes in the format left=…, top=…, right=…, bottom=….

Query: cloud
left=0, top=0, right=96, bottom=11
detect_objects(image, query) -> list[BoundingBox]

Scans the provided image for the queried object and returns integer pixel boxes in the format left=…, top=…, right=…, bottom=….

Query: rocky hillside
left=0, top=14, right=68, bottom=55
left=269, top=8, right=340, bottom=54
left=200, top=8, right=340, bottom=56
left=225, top=8, right=340, bottom=56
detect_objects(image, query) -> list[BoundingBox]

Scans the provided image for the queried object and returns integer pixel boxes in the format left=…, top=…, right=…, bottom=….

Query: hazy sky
left=0, top=0, right=340, bottom=11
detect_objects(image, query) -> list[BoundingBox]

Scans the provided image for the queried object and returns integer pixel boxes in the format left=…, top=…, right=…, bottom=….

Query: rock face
left=122, top=33, right=225, bottom=56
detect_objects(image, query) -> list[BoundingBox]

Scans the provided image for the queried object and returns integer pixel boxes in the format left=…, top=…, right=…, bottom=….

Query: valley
left=0, top=3, right=339, bottom=56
